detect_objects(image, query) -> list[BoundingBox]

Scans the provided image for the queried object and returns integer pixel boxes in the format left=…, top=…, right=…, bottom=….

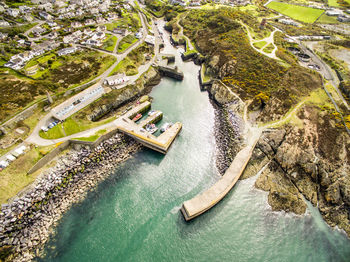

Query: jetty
left=158, top=65, right=184, bottom=80
left=115, top=101, right=182, bottom=154
left=181, top=129, right=262, bottom=221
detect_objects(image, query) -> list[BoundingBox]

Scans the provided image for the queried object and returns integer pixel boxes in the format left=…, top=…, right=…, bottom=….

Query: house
left=189, top=0, right=201, bottom=6
left=83, top=27, right=93, bottom=36
left=113, top=28, right=126, bottom=36
left=71, top=21, right=83, bottom=28
left=92, top=31, right=105, bottom=40
left=338, top=15, right=350, bottom=22
left=103, top=74, right=129, bottom=86
left=326, top=10, right=342, bottom=16
left=47, top=31, right=58, bottom=39
left=63, top=34, right=74, bottom=43
left=17, top=39, right=25, bottom=45
left=38, top=3, right=53, bottom=11
left=108, top=13, right=118, bottom=20
left=75, top=9, right=84, bottom=16
left=85, top=38, right=101, bottom=46
left=0, top=20, right=10, bottom=27
left=24, top=40, right=33, bottom=47
left=47, top=20, right=57, bottom=27
left=32, top=27, right=46, bottom=36
left=96, top=16, right=106, bottom=24
left=90, top=7, right=99, bottom=14
left=96, top=25, right=107, bottom=32
left=7, top=8, right=20, bottom=17
left=278, top=18, right=299, bottom=27
left=170, top=0, right=186, bottom=6
left=145, top=35, right=155, bottom=45
left=0, top=32, right=8, bottom=40
left=135, top=31, right=143, bottom=39
left=31, top=47, right=45, bottom=56
left=39, top=11, right=52, bottom=20
left=57, top=47, right=77, bottom=56
left=85, top=19, right=95, bottom=26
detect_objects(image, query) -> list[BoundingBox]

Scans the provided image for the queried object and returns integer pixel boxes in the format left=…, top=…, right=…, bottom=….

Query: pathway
left=241, top=22, right=280, bottom=60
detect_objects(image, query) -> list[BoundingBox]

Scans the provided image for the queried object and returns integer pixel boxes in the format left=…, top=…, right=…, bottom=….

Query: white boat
left=148, top=110, right=156, bottom=116
left=160, top=122, right=173, bottom=133
left=145, top=124, right=158, bottom=134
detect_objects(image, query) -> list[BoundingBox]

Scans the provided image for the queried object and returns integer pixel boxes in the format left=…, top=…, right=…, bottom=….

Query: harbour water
left=39, top=40, right=350, bottom=262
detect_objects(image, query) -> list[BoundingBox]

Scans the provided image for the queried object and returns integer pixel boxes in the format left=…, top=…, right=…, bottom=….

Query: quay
left=181, top=129, right=262, bottom=221
left=115, top=101, right=182, bottom=154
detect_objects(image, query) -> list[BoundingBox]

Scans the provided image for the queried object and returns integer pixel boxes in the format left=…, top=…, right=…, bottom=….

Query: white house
left=7, top=8, right=20, bottom=17
left=104, top=74, right=129, bottom=86
left=145, top=35, right=155, bottom=45
left=57, top=47, right=77, bottom=56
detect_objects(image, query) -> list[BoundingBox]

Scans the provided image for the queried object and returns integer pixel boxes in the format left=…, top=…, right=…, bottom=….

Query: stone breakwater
left=213, top=101, right=244, bottom=175
left=0, top=133, right=142, bottom=261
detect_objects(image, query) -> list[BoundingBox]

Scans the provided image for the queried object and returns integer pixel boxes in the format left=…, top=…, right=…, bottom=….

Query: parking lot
left=51, top=85, right=105, bottom=121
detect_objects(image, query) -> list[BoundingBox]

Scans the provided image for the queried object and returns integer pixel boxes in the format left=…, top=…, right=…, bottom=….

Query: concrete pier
left=181, top=129, right=262, bottom=221
left=115, top=102, right=182, bottom=154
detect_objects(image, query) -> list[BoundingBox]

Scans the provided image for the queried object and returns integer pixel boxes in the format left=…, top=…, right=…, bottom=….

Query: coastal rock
left=252, top=105, right=350, bottom=236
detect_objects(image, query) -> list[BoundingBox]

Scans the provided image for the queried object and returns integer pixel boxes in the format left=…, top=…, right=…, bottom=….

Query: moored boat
left=160, top=122, right=173, bottom=133
left=145, top=124, right=158, bottom=134
left=132, top=113, right=142, bottom=122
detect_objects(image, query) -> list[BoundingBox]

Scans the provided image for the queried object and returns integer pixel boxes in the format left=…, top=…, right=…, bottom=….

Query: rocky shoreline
left=0, top=133, right=143, bottom=261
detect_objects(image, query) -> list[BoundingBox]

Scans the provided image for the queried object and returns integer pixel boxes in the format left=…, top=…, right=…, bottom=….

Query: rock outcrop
left=247, top=105, right=350, bottom=236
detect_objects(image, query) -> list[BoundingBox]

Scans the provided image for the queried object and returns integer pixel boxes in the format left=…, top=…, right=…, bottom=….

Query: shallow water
left=40, top=40, right=350, bottom=262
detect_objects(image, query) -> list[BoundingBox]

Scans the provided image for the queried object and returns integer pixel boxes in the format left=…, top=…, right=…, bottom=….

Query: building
left=96, top=25, right=107, bottom=32
left=113, top=28, right=126, bottom=36
left=135, top=31, right=143, bottom=39
left=103, top=74, right=129, bottom=86
left=145, top=35, right=155, bottom=45
left=85, top=19, right=95, bottom=26
left=39, top=11, right=52, bottom=20
left=71, top=21, right=83, bottom=28
left=7, top=8, right=20, bottom=17
left=338, top=15, right=350, bottom=22
left=57, top=47, right=78, bottom=56
left=0, top=20, right=10, bottom=27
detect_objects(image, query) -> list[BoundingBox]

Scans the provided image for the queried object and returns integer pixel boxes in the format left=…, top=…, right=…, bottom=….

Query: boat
left=145, top=124, right=158, bottom=134
left=148, top=110, right=156, bottom=116
left=132, top=113, right=142, bottom=121
left=160, top=122, right=173, bottom=133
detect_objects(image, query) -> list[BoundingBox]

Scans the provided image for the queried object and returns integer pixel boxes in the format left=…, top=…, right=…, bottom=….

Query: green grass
left=253, top=41, right=267, bottom=49
left=72, top=129, right=107, bottom=142
left=39, top=116, right=115, bottom=139
left=0, top=144, right=55, bottom=204
left=317, top=13, right=340, bottom=24
left=201, top=64, right=211, bottom=83
left=328, top=0, right=341, bottom=7
left=267, top=1, right=324, bottom=23
left=101, top=35, right=118, bottom=52
left=117, top=34, right=138, bottom=53
left=263, top=43, right=275, bottom=53
left=109, top=56, right=138, bottom=76
left=104, top=12, right=141, bottom=32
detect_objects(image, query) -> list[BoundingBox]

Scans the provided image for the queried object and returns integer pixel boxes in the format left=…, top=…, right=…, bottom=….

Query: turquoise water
left=40, top=48, right=350, bottom=262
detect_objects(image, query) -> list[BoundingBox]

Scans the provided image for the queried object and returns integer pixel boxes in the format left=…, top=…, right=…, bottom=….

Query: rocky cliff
left=248, top=105, right=350, bottom=236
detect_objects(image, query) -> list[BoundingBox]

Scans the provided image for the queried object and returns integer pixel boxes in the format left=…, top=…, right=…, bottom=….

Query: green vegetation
left=0, top=23, right=37, bottom=37
left=101, top=35, right=118, bottom=52
left=105, top=12, right=141, bottom=32
left=317, top=13, right=340, bottom=24
left=118, top=34, right=138, bottom=53
left=253, top=40, right=267, bottom=49
left=183, top=8, right=322, bottom=121
left=263, top=43, right=275, bottom=53
left=72, top=129, right=107, bottom=142
left=0, top=144, right=55, bottom=204
left=39, top=115, right=115, bottom=139
left=328, top=0, right=341, bottom=7
left=111, top=43, right=153, bottom=76
left=267, top=1, right=324, bottom=23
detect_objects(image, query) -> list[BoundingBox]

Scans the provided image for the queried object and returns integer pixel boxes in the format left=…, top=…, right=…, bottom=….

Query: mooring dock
left=181, top=129, right=262, bottom=221
left=114, top=102, right=182, bottom=154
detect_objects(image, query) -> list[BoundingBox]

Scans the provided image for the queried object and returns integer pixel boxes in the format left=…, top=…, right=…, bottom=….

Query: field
left=267, top=1, right=324, bottom=23
left=39, top=116, right=115, bottom=139
left=0, top=144, right=55, bottom=204
left=253, top=40, right=267, bottom=49
left=317, top=13, right=340, bottom=24
left=104, top=13, right=141, bottom=32
left=117, top=34, right=138, bottom=53
left=101, top=35, right=118, bottom=52
left=328, top=0, right=341, bottom=7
